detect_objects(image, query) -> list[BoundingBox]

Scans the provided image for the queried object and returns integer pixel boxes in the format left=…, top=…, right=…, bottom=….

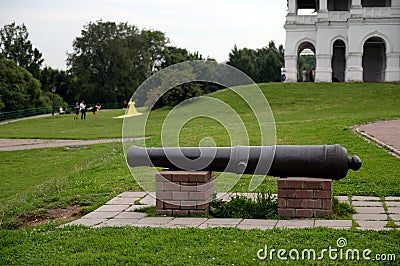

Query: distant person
left=91, top=103, right=102, bottom=119
left=302, top=70, right=308, bottom=82
left=80, top=100, right=86, bottom=119
left=59, top=106, right=65, bottom=115
left=73, top=102, right=80, bottom=120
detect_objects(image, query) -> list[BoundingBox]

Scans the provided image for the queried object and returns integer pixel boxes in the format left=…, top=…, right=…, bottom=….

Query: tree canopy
left=227, top=41, right=284, bottom=83
left=0, top=57, right=49, bottom=111
left=67, top=21, right=167, bottom=104
left=0, top=19, right=286, bottom=112
left=0, top=22, right=44, bottom=79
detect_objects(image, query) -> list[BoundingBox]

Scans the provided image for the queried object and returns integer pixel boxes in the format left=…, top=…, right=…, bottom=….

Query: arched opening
left=362, top=37, right=386, bottom=82
left=297, top=42, right=316, bottom=82
left=332, top=40, right=346, bottom=82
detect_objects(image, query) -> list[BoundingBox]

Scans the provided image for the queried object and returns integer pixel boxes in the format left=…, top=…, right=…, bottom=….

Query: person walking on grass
left=91, top=103, right=101, bottom=119
left=73, top=102, right=80, bottom=120
left=80, top=100, right=86, bottom=119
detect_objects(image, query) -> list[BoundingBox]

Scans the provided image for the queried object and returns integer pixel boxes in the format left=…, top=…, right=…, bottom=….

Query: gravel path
left=0, top=137, right=146, bottom=151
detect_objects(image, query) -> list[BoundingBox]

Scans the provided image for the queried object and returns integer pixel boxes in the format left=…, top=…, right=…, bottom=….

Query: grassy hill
left=1, top=82, right=400, bottom=264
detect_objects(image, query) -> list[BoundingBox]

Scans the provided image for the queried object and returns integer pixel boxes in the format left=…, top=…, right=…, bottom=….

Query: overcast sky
left=0, top=0, right=287, bottom=70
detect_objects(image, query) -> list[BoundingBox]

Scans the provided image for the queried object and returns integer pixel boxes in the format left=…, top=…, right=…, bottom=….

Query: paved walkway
left=0, top=137, right=148, bottom=151
left=62, top=192, right=400, bottom=230
left=354, top=119, right=400, bottom=157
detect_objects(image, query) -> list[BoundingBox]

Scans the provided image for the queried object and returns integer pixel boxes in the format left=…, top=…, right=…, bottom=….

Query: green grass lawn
left=0, top=109, right=127, bottom=140
left=1, top=82, right=400, bottom=264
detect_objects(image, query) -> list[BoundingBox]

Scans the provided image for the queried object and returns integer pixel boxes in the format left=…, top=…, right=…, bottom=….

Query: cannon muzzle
left=127, top=145, right=361, bottom=180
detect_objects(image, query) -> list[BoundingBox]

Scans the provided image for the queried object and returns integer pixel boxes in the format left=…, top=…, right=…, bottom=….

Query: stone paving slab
left=385, top=196, right=400, bottom=201
left=276, top=220, right=315, bottom=229
left=387, top=207, right=400, bottom=214
left=352, top=196, right=380, bottom=201
left=119, top=192, right=147, bottom=198
left=63, top=218, right=107, bottom=227
left=357, top=221, right=388, bottom=231
left=95, top=204, right=130, bottom=212
left=352, top=214, right=387, bottom=221
left=314, top=220, right=352, bottom=229
left=335, top=196, right=350, bottom=204
left=237, top=219, right=278, bottom=230
left=106, top=197, right=140, bottom=205
left=114, top=212, right=147, bottom=219
left=94, top=219, right=142, bottom=228
left=198, top=218, right=242, bottom=229
left=81, top=211, right=122, bottom=219
left=126, top=205, right=151, bottom=211
left=385, top=201, right=400, bottom=207
left=165, top=218, right=208, bottom=228
left=134, top=217, right=174, bottom=226
left=352, top=201, right=382, bottom=207
left=354, top=206, right=385, bottom=214
left=390, top=214, right=400, bottom=221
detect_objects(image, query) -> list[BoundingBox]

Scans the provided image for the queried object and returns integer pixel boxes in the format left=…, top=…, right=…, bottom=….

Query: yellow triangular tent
left=113, top=101, right=143, bottom=118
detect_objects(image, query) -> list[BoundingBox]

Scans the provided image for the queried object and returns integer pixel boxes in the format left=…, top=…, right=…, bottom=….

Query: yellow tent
left=113, top=101, right=143, bottom=118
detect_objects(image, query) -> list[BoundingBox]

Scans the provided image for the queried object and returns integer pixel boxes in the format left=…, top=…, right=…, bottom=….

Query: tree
left=40, top=67, right=75, bottom=105
left=143, top=46, right=205, bottom=108
left=227, top=41, right=284, bottom=83
left=67, top=21, right=167, bottom=105
left=0, top=22, right=44, bottom=79
left=0, top=58, right=49, bottom=111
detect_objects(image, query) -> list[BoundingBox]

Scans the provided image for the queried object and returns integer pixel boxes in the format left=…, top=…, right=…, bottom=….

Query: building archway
left=297, top=42, right=316, bottom=82
left=332, top=40, right=346, bottom=82
left=362, top=37, right=386, bottom=82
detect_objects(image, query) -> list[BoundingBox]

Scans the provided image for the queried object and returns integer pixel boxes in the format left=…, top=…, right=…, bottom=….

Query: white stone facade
left=284, top=0, right=400, bottom=82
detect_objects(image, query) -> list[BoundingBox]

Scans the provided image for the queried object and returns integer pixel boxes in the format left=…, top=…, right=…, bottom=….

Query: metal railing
left=0, top=103, right=125, bottom=122
left=0, top=106, right=52, bottom=122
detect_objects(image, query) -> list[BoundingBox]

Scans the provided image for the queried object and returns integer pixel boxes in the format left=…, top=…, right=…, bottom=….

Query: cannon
left=127, top=145, right=362, bottom=180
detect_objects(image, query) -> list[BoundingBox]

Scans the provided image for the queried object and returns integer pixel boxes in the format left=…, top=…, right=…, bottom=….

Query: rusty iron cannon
left=127, top=144, right=362, bottom=180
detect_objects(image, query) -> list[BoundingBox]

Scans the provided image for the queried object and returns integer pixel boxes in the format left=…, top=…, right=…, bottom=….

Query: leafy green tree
left=227, top=41, right=284, bottom=83
left=0, top=58, right=49, bottom=111
left=67, top=21, right=167, bottom=105
left=0, top=22, right=44, bottom=79
left=40, top=67, right=75, bottom=105
left=143, top=46, right=205, bottom=108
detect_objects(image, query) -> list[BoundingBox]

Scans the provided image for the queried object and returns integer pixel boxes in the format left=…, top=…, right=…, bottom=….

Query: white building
left=284, top=0, right=400, bottom=82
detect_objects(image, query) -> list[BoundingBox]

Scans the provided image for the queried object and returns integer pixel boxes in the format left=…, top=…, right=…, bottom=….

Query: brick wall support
left=278, top=177, right=333, bottom=218
left=156, top=171, right=215, bottom=216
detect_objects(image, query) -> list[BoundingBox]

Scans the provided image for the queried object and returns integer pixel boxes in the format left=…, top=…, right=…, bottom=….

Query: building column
left=288, top=0, right=297, bottom=14
left=315, top=54, right=332, bottom=82
left=385, top=53, right=400, bottom=82
left=351, top=0, right=362, bottom=8
left=319, top=0, right=328, bottom=12
left=392, top=0, right=400, bottom=7
left=346, top=52, right=363, bottom=82
left=350, top=0, right=363, bottom=18
left=318, top=0, right=329, bottom=20
left=284, top=54, right=298, bottom=82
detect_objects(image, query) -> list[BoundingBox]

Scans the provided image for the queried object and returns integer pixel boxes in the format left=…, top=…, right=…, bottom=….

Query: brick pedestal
left=156, top=171, right=215, bottom=216
left=278, top=177, right=332, bottom=218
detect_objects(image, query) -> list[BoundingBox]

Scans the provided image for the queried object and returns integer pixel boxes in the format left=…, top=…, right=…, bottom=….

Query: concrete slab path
left=62, top=193, right=400, bottom=231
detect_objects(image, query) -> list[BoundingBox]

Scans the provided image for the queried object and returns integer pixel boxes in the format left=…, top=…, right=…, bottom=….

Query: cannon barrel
left=127, top=145, right=362, bottom=180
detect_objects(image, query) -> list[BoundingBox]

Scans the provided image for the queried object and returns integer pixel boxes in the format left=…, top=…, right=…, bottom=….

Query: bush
left=210, top=191, right=278, bottom=219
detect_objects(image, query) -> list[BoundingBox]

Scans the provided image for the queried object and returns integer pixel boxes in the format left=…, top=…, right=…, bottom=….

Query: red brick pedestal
left=278, top=177, right=332, bottom=218
left=155, top=171, right=215, bottom=216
